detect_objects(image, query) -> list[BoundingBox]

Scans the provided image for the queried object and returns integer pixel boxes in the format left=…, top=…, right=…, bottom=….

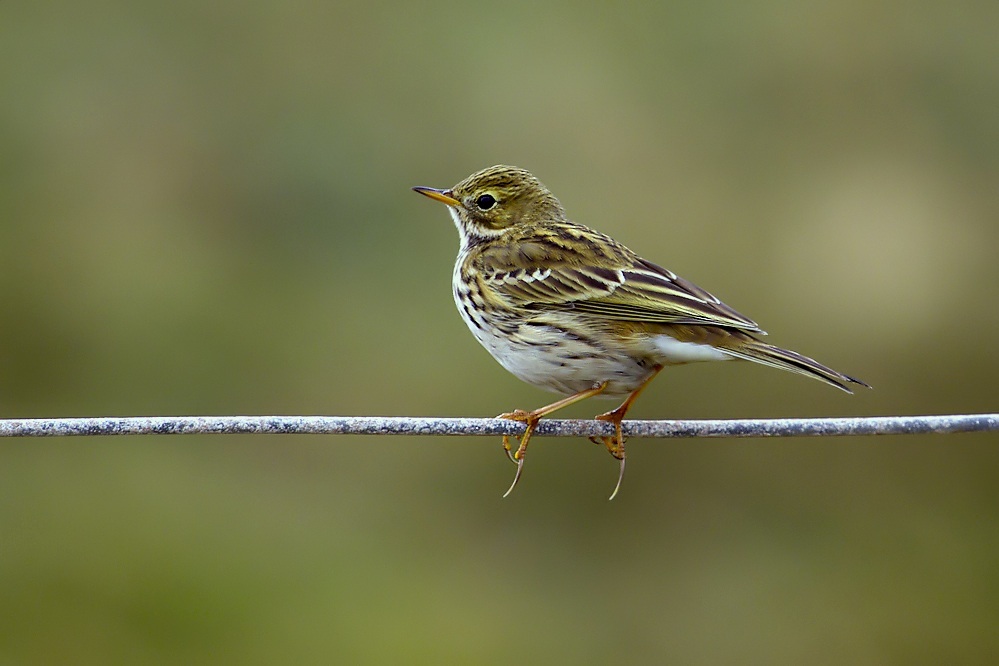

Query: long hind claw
left=608, top=455, right=626, bottom=501
left=502, top=456, right=526, bottom=498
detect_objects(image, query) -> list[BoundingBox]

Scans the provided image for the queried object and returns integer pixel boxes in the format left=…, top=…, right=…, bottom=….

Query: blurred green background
left=1, top=0, right=997, bottom=663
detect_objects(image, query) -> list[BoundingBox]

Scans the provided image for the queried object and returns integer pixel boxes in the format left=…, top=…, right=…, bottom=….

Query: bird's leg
left=594, top=364, right=664, bottom=500
left=498, top=381, right=609, bottom=497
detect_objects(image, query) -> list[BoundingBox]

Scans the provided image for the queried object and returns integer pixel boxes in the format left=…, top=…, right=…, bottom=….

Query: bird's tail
left=719, top=341, right=871, bottom=393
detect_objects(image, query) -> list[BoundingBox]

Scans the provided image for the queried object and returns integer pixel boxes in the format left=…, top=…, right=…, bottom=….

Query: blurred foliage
left=1, top=0, right=997, bottom=663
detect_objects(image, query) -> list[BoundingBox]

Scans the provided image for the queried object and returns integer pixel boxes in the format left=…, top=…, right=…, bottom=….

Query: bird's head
left=413, top=165, right=566, bottom=244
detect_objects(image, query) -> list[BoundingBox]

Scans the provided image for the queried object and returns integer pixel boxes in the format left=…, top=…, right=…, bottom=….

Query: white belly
left=468, top=319, right=648, bottom=397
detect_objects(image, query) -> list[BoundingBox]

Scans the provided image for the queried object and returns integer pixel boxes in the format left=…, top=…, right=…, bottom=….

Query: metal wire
left=0, top=413, right=995, bottom=438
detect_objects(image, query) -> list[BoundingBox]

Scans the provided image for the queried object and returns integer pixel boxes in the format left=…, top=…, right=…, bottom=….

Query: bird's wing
left=474, top=225, right=764, bottom=333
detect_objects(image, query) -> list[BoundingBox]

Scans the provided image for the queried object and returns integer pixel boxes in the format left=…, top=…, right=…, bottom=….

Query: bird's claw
left=501, top=435, right=519, bottom=463
left=608, top=455, right=626, bottom=501
left=595, top=412, right=627, bottom=500
left=497, top=410, right=538, bottom=496
left=502, top=455, right=526, bottom=498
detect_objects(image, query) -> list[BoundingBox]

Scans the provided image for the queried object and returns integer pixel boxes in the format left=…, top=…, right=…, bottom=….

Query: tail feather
left=719, top=342, right=871, bottom=393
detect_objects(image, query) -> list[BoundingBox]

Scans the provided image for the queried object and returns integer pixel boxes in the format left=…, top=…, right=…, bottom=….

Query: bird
left=413, top=165, right=869, bottom=499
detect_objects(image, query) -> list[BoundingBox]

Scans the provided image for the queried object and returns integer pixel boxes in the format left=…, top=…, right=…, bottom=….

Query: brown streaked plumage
left=414, top=165, right=869, bottom=499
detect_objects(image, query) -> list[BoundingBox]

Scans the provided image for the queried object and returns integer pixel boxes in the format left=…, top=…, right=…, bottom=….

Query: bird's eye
left=475, top=194, right=497, bottom=210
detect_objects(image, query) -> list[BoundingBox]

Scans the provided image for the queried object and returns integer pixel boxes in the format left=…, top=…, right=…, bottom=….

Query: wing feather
left=473, top=224, right=764, bottom=333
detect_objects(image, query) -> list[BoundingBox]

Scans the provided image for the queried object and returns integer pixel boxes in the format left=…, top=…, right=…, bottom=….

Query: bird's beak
left=412, top=186, right=460, bottom=207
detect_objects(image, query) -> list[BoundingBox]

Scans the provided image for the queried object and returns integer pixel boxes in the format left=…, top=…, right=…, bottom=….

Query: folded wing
left=476, top=225, right=764, bottom=333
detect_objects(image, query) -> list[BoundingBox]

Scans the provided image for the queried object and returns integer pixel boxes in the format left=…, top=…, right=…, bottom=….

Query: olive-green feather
left=473, top=222, right=763, bottom=332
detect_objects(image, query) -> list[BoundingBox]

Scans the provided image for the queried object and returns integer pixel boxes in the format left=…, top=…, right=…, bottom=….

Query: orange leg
left=593, top=365, right=664, bottom=500
left=498, top=381, right=609, bottom=497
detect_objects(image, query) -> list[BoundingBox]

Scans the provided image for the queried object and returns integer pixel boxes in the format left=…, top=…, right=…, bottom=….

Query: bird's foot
left=594, top=407, right=628, bottom=500
left=494, top=382, right=612, bottom=497
left=497, top=409, right=540, bottom=496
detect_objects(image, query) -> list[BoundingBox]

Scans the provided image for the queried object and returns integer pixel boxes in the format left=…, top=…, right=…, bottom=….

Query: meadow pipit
left=414, top=165, right=868, bottom=499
